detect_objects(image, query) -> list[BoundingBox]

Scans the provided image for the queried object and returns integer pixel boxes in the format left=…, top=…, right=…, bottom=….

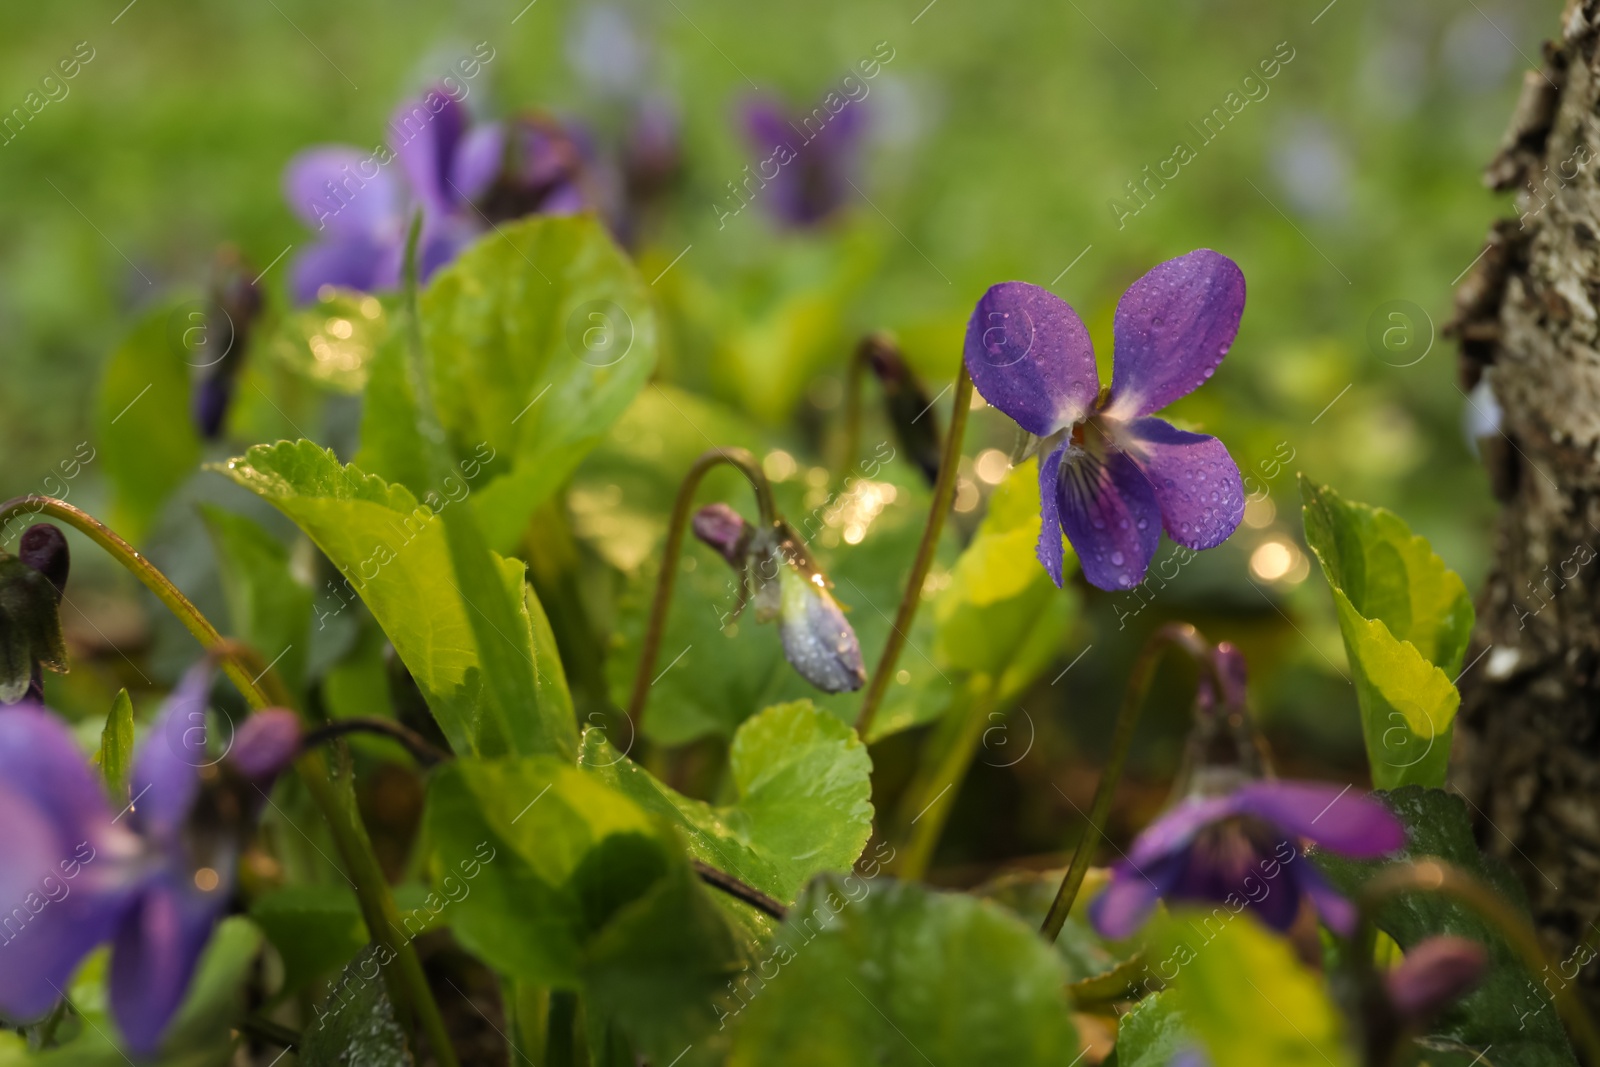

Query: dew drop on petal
left=1137, top=518, right=1149, bottom=530
left=1111, top=551, right=1124, bottom=566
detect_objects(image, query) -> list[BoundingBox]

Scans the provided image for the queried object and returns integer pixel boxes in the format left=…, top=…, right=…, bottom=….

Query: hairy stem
left=853, top=365, right=972, bottom=737
left=0, top=497, right=460, bottom=1067
left=1040, top=622, right=1220, bottom=942
left=626, top=446, right=777, bottom=726
left=1359, top=861, right=1600, bottom=1066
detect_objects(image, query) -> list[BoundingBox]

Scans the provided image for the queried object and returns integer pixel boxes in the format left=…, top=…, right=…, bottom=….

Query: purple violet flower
left=283, top=86, right=504, bottom=304
left=741, top=96, right=866, bottom=229
left=477, top=112, right=606, bottom=225
left=1089, top=779, right=1405, bottom=939
left=963, top=251, right=1248, bottom=591
left=0, top=666, right=300, bottom=1054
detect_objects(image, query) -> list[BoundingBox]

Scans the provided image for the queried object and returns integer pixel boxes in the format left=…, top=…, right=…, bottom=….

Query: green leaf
left=1149, top=909, right=1356, bottom=1066
left=300, top=952, right=413, bottom=1067
left=1315, top=787, right=1580, bottom=1067
left=725, top=877, right=1080, bottom=1066
left=974, top=867, right=1133, bottom=986
left=97, top=689, right=134, bottom=805
left=212, top=440, right=574, bottom=759
left=423, top=756, right=745, bottom=1063
left=155, top=916, right=266, bottom=1061
left=375, top=214, right=658, bottom=552
left=266, top=288, right=392, bottom=394
left=200, top=505, right=312, bottom=696
left=96, top=305, right=201, bottom=543
left=1300, top=477, right=1474, bottom=788
left=251, top=884, right=368, bottom=997
left=932, top=455, right=1076, bottom=706
left=1111, top=992, right=1196, bottom=1067
left=582, top=700, right=873, bottom=902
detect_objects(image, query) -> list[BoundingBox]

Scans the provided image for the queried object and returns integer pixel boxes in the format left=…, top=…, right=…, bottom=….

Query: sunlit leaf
left=97, top=688, right=134, bottom=806
left=213, top=440, right=573, bottom=759
left=1300, top=477, right=1473, bottom=788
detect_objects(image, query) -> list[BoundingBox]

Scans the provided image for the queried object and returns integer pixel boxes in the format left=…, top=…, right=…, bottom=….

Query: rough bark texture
left=1453, top=0, right=1600, bottom=1009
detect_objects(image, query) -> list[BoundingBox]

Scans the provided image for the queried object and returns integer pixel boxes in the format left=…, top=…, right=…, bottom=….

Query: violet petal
left=228, top=710, right=302, bottom=786
left=1121, top=416, right=1245, bottom=550
left=1299, top=860, right=1359, bottom=936
left=282, top=146, right=403, bottom=238
left=1233, top=781, right=1407, bottom=857
left=1089, top=854, right=1185, bottom=939
left=1124, top=795, right=1239, bottom=869
left=109, top=867, right=229, bottom=1056
left=0, top=782, right=131, bottom=1021
left=391, top=89, right=468, bottom=215
left=963, top=282, right=1100, bottom=437
left=1056, top=445, right=1162, bottom=591
left=288, top=236, right=396, bottom=305
left=132, top=664, right=213, bottom=845
left=1106, top=249, right=1246, bottom=420
left=451, top=122, right=505, bottom=204
left=1036, top=443, right=1067, bottom=588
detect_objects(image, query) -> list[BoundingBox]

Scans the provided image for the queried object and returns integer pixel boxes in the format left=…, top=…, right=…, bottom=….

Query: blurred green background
left=0, top=0, right=1537, bottom=869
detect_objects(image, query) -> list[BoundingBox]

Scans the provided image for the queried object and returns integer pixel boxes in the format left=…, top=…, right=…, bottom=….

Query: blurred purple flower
left=477, top=112, right=606, bottom=224
left=1089, top=780, right=1405, bottom=939
left=741, top=96, right=866, bottom=229
left=963, top=251, right=1248, bottom=591
left=0, top=666, right=300, bottom=1054
left=283, top=86, right=504, bottom=304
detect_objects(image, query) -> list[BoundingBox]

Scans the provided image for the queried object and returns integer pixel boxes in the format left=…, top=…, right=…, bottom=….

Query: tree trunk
left=1453, top=0, right=1600, bottom=1008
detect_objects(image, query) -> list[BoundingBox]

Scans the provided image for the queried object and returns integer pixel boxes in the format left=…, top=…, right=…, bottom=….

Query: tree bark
left=1453, top=0, right=1600, bottom=1008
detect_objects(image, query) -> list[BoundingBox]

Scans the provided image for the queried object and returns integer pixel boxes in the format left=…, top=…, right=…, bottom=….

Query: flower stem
left=1040, top=622, right=1221, bottom=942
left=1358, top=860, right=1600, bottom=1066
left=626, top=446, right=777, bottom=727
left=0, top=496, right=461, bottom=1067
left=852, top=365, right=973, bottom=738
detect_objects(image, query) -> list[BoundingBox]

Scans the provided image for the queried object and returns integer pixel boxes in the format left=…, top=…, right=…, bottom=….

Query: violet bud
left=1384, top=936, right=1488, bottom=1024
left=692, top=503, right=753, bottom=567
left=227, top=709, right=303, bottom=786
left=191, top=246, right=263, bottom=440
left=776, top=560, right=866, bottom=694
left=0, top=551, right=69, bottom=705
left=862, top=333, right=941, bottom=486
left=18, top=523, right=69, bottom=601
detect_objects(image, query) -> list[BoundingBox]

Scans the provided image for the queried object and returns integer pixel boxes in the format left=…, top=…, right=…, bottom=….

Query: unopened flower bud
left=228, top=709, right=303, bottom=785
left=692, top=503, right=753, bottom=567
left=1385, top=936, right=1488, bottom=1024
left=776, top=562, right=867, bottom=693
left=862, top=333, right=941, bottom=486
left=18, top=523, right=69, bottom=601
left=0, top=550, right=69, bottom=704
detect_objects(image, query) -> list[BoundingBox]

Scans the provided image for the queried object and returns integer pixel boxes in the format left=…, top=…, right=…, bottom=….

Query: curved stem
left=0, top=497, right=461, bottom=1067
left=1359, top=860, right=1600, bottom=1066
left=303, top=717, right=451, bottom=767
left=1040, top=622, right=1222, bottom=942
left=626, top=447, right=777, bottom=727
left=853, top=365, right=973, bottom=737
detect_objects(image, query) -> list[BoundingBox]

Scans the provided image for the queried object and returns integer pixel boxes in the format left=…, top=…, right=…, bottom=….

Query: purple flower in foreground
left=1090, top=780, right=1405, bottom=939
left=0, top=666, right=299, bottom=1054
left=477, top=112, right=606, bottom=225
left=284, top=86, right=503, bottom=304
left=741, top=97, right=866, bottom=229
left=963, top=251, right=1248, bottom=591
